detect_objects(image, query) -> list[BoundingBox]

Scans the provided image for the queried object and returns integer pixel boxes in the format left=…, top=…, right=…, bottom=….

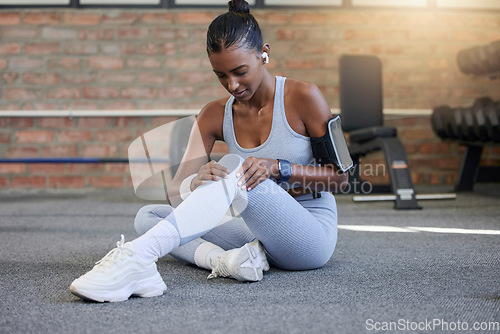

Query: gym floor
left=1, top=185, right=499, bottom=333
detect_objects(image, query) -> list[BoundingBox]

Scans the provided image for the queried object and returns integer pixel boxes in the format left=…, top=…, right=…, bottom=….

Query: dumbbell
left=471, top=97, right=494, bottom=141
left=449, top=107, right=469, bottom=141
left=431, top=105, right=451, bottom=139
left=484, top=101, right=500, bottom=142
left=486, top=43, right=500, bottom=73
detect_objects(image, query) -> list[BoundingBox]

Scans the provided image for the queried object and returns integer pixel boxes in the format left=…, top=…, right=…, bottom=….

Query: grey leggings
left=134, top=154, right=338, bottom=270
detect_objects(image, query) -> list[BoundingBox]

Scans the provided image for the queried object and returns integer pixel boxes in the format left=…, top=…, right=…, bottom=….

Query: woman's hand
left=191, top=160, right=230, bottom=191
left=236, top=157, right=280, bottom=191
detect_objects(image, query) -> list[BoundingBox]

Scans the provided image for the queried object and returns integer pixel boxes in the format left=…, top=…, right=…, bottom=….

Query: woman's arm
left=168, top=100, right=227, bottom=206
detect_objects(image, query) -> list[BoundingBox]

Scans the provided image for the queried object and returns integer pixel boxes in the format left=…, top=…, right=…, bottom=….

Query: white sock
left=194, top=242, right=225, bottom=270
left=131, top=219, right=180, bottom=260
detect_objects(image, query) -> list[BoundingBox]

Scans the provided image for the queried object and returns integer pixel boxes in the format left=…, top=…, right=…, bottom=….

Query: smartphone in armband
left=311, top=115, right=353, bottom=173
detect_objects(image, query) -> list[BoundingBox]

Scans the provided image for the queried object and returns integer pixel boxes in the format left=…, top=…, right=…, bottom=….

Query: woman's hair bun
left=228, top=0, right=250, bottom=14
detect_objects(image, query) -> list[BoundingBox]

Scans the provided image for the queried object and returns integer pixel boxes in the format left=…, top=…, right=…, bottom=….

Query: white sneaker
left=70, top=235, right=167, bottom=303
left=207, top=240, right=270, bottom=282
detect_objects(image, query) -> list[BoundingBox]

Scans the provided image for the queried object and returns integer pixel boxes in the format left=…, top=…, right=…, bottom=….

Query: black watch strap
left=278, top=159, right=292, bottom=183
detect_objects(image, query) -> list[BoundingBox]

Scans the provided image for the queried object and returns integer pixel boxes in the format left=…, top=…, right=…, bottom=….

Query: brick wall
left=1, top=8, right=499, bottom=190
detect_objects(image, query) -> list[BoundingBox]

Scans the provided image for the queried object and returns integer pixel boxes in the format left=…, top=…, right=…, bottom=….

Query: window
left=265, top=0, right=342, bottom=5
left=352, top=0, right=427, bottom=7
left=0, top=0, right=69, bottom=4
left=437, top=0, right=500, bottom=9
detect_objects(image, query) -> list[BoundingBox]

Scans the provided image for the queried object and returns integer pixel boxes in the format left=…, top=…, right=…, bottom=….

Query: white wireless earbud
left=262, top=52, right=269, bottom=64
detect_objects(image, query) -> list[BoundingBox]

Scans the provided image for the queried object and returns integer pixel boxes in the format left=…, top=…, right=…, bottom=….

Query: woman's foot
left=70, top=235, right=166, bottom=303
left=208, top=240, right=270, bottom=282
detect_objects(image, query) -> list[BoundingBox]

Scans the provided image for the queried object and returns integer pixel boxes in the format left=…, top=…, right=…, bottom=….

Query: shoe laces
left=94, top=234, right=133, bottom=272
left=207, top=257, right=231, bottom=280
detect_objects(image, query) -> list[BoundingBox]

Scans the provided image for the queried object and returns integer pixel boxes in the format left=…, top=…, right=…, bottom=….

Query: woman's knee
left=134, top=204, right=173, bottom=235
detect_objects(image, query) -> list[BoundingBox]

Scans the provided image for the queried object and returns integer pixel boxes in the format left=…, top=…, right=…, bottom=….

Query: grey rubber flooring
left=0, top=185, right=499, bottom=334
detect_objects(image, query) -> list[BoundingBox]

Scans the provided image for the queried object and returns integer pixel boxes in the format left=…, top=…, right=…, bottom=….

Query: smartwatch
left=277, top=159, right=292, bottom=183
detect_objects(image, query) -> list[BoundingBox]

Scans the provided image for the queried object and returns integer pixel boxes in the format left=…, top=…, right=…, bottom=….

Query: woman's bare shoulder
left=197, top=97, right=227, bottom=139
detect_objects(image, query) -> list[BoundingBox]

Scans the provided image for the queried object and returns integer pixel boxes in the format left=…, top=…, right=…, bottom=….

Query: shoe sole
left=70, top=275, right=167, bottom=303
left=233, top=240, right=270, bottom=282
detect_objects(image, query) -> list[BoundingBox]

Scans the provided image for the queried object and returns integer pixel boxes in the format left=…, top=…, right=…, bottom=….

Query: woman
left=70, top=0, right=347, bottom=303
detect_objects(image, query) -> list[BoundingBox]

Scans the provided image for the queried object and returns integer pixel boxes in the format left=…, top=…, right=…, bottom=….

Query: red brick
left=82, top=145, right=118, bottom=158
left=68, top=101, right=99, bottom=110
left=60, top=73, right=97, bottom=85
left=2, top=73, right=19, bottom=85
left=87, top=57, right=123, bottom=70
left=121, top=87, right=158, bottom=99
left=62, top=13, right=101, bottom=25
left=0, top=59, right=6, bottom=70
left=0, top=131, right=11, bottom=144
left=38, top=117, right=75, bottom=128
left=15, top=130, right=53, bottom=144
left=0, top=13, right=21, bottom=25
left=0, top=177, right=7, bottom=188
left=29, top=164, right=65, bottom=175
left=104, top=163, right=128, bottom=173
left=116, top=28, right=149, bottom=39
left=0, top=164, right=26, bottom=174
left=48, top=57, right=81, bottom=70
left=49, top=176, right=85, bottom=189
left=57, top=130, right=93, bottom=143
left=178, top=71, right=213, bottom=84
left=100, top=73, right=136, bottom=84
left=11, top=176, right=46, bottom=189
left=155, top=28, right=188, bottom=40
left=67, top=163, right=103, bottom=173
left=45, top=87, right=80, bottom=99
left=426, top=59, right=449, bottom=70
left=140, top=13, right=174, bottom=24
left=22, top=73, right=59, bottom=85
left=161, top=42, right=176, bottom=56
left=41, top=145, right=78, bottom=158
left=329, top=12, right=364, bottom=25
left=89, top=175, right=124, bottom=188
left=41, top=27, right=78, bottom=40
left=65, top=43, right=98, bottom=54
left=344, top=30, right=380, bottom=41
left=290, top=13, right=326, bottom=25
left=101, top=101, right=137, bottom=110
left=176, top=12, right=214, bottom=24
left=96, top=129, right=133, bottom=142
left=138, top=72, right=172, bottom=84
left=159, top=87, right=195, bottom=99
left=4, top=88, right=38, bottom=100
left=102, top=13, right=138, bottom=25
left=23, top=13, right=60, bottom=25
left=25, top=42, right=60, bottom=55
left=78, top=28, right=114, bottom=41
left=8, top=57, right=44, bottom=70
left=83, top=87, right=120, bottom=99
left=6, top=146, right=39, bottom=158
left=77, top=117, right=114, bottom=128
left=127, top=58, right=162, bottom=69
left=419, top=142, right=450, bottom=155
left=257, top=13, right=288, bottom=25
left=115, top=117, right=147, bottom=127
left=0, top=43, right=21, bottom=55
left=1, top=27, right=38, bottom=39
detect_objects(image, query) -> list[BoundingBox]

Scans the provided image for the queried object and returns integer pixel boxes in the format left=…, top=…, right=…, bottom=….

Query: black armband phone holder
left=310, top=116, right=353, bottom=172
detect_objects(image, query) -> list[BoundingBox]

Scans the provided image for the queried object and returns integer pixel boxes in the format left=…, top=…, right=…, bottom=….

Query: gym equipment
left=339, top=55, right=421, bottom=210
left=431, top=97, right=500, bottom=191
left=456, top=40, right=500, bottom=77
left=484, top=102, right=500, bottom=142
